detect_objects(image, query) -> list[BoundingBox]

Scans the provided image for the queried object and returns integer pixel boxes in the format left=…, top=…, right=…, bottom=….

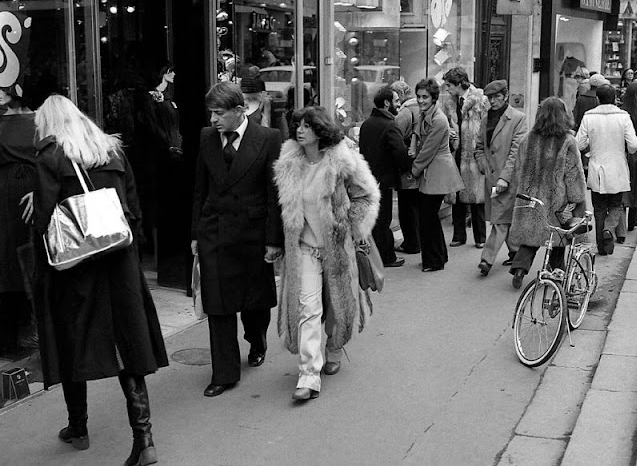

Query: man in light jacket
left=474, top=80, right=527, bottom=276
left=576, top=84, right=637, bottom=255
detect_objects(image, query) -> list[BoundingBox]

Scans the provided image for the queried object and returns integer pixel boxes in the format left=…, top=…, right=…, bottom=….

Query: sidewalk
left=560, top=246, right=637, bottom=465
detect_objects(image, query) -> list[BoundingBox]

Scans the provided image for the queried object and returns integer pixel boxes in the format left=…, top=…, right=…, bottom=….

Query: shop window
left=214, top=0, right=319, bottom=138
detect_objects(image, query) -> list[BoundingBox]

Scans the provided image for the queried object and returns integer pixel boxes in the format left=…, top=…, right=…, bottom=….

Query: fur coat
left=442, top=85, right=490, bottom=204
left=273, top=138, right=380, bottom=354
left=509, top=132, right=587, bottom=248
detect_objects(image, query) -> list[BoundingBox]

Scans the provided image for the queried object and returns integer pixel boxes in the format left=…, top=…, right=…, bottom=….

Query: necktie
left=457, top=97, right=464, bottom=124
left=223, top=131, right=238, bottom=169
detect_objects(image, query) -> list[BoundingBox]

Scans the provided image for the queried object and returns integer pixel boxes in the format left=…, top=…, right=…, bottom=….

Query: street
left=0, top=217, right=632, bottom=466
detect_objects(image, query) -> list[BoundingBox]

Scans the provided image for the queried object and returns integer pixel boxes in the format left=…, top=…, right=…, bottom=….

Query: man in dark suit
left=191, top=82, right=283, bottom=397
left=359, top=85, right=413, bottom=267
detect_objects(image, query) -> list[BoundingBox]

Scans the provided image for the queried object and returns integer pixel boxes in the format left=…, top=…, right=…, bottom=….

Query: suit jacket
left=191, top=120, right=283, bottom=315
left=475, top=105, right=527, bottom=224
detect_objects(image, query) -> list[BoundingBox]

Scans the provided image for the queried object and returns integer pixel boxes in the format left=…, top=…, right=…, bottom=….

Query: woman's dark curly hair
left=532, top=96, right=573, bottom=138
left=289, top=106, right=343, bottom=149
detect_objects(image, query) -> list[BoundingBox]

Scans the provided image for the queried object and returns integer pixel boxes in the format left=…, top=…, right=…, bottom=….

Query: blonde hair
left=35, top=95, right=122, bottom=168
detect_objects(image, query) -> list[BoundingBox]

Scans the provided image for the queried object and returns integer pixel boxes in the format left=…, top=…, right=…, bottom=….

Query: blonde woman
left=32, top=95, right=167, bottom=466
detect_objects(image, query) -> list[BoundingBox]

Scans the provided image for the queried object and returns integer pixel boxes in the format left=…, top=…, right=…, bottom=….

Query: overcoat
left=411, top=106, right=465, bottom=195
left=191, top=121, right=283, bottom=316
left=475, top=105, right=527, bottom=224
left=575, top=104, right=637, bottom=194
left=509, top=133, right=587, bottom=248
left=32, top=138, right=168, bottom=388
left=273, top=139, right=380, bottom=354
left=441, top=85, right=490, bottom=204
left=359, top=107, right=412, bottom=189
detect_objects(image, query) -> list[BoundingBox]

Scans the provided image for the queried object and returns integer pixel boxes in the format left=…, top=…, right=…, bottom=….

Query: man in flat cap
left=474, top=80, right=527, bottom=276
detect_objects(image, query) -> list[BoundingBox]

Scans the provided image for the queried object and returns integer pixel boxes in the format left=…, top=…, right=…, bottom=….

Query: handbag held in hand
left=355, top=237, right=385, bottom=292
left=44, top=161, right=133, bottom=271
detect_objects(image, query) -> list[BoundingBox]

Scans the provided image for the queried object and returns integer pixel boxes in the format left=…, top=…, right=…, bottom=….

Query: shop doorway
left=475, top=0, right=511, bottom=88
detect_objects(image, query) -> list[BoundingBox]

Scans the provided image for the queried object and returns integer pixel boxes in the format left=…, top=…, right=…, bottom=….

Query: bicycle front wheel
left=566, top=252, right=595, bottom=330
left=513, top=278, right=567, bottom=367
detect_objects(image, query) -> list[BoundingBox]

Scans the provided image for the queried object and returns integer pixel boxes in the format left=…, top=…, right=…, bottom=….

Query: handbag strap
left=71, top=161, right=95, bottom=194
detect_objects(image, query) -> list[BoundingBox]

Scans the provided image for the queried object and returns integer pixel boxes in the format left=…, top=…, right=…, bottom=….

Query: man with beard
left=359, top=85, right=413, bottom=267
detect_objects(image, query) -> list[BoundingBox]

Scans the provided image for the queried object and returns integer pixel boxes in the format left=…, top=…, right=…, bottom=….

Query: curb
left=561, top=246, right=637, bottom=465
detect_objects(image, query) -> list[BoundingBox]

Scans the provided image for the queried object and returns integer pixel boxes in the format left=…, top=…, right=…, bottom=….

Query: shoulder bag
left=44, top=161, right=133, bottom=271
left=355, top=237, right=385, bottom=292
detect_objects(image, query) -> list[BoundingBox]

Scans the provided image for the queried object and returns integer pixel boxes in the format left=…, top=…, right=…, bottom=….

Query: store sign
left=580, top=0, right=612, bottom=13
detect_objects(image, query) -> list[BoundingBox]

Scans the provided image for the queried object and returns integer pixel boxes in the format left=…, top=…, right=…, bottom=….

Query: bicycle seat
left=563, top=217, right=592, bottom=235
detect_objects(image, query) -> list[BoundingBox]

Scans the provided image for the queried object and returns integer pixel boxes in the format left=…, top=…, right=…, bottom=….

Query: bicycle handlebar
left=516, top=193, right=592, bottom=236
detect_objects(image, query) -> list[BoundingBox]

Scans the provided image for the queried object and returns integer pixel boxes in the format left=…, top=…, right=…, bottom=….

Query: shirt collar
left=222, top=115, right=249, bottom=146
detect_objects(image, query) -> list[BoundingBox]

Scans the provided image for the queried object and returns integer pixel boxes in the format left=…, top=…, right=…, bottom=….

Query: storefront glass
left=554, top=13, right=603, bottom=111
left=214, top=0, right=319, bottom=138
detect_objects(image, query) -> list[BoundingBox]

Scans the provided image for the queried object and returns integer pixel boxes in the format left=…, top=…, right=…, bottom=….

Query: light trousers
left=297, top=245, right=343, bottom=391
left=481, top=223, right=517, bottom=266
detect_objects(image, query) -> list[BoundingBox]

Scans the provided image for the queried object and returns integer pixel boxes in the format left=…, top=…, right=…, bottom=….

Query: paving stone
left=620, top=278, right=637, bottom=294
left=592, top=354, right=637, bottom=392
left=497, top=436, right=566, bottom=466
left=562, top=390, right=637, bottom=466
left=551, top=329, right=605, bottom=370
left=608, top=294, right=637, bottom=332
left=604, top=326, right=637, bottom=357
left=516, top=366, right=591, bottom=439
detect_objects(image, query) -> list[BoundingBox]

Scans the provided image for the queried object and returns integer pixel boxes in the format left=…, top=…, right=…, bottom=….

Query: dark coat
left=191, top=121, right=283, bottom=316
left=359, top=107, right=412, bottom=189
left=573, top=89, right=598, bottom=131
left=32, top=138, right=168, bottom=388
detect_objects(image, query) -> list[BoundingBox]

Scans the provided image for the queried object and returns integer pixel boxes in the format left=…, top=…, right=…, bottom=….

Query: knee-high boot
left=118, top=374, right=157, bottom=466
left=59, top=381, right=89, bottom=450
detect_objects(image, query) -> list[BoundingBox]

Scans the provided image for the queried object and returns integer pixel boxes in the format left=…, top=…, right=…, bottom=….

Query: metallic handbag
left=43, top=161, right=133, bottom=271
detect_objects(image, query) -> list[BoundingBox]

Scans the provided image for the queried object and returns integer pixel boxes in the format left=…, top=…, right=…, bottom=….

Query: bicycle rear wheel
left=513, top=278, right=567, bottom=367
left=566, top=252, right=595, bottom=330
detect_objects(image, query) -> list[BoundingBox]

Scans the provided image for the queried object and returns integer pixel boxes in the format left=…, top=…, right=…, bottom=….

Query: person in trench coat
left=32, top=95, right=168, bottom=466
left=191, top=82, right=283, bottom=398
left=474, top=80, right=527, bottom=277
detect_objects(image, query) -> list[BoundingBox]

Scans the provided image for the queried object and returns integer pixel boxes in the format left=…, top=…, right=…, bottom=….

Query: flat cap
left=484, top=79, right=508, bottom=96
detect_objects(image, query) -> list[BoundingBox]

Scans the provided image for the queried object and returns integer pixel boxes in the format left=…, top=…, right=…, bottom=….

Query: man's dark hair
left=373, top=85, right=395, bottom=109
left=289, top=106, right=343, bottom=150
left=205, top=82, right=244, bottom=109
left=443, top=67, right=470, bottom=90
left=415, top=78, right=440, bottom=103
left=596, top=84, right=616, bottom=105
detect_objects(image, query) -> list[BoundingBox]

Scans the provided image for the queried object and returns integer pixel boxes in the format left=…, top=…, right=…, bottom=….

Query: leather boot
left=118, top=374, right=157, bottom=466
left=59, top=381, right=89, bottom=450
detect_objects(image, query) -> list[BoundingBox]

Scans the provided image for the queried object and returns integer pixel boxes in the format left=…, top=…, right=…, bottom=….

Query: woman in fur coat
left=273, top=106, right=380, bottom=401
left=509, top=97, right=587, bottom=289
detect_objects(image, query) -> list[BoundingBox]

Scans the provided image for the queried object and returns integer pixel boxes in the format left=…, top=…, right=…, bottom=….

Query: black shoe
left=502, top=258, right=513, bottom=266
left=478, top=260, right=492, bottom=276
left=617, top=236, right=625, bottom=244
left=395, top=245, right=420, bottom=254
left=323, top=362, right=341, bottom=375
left=512, top=269, right=525, bottom=289
left=204, top=383, right=234, bottom=397
left=59, top=425, right=90, bottom=450
left=248, top=352, right=265, bottom=367
left=449, top=240, right=465, bottom=247
left=384, top=258, right=405, bottom=267
left=422, top=265, right=444, bottom=272
left=475, top=243, right=485, bottom=249
left=602, top=229, right=614, bottom=255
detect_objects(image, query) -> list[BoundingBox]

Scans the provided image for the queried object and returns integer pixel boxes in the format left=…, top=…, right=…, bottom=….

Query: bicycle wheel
left=513, top=278, right=567, bottom=367
left=565, top=252, right=595, bottom=330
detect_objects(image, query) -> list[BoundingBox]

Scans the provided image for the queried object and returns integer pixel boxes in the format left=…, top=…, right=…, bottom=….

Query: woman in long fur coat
left=509, top=97, right=587, bottom=289
left=273, top=106, right=380, bottom=401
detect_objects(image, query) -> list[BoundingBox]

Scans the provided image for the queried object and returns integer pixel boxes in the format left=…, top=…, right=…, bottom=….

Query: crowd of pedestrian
left=4, top=61, right=637, bottom=466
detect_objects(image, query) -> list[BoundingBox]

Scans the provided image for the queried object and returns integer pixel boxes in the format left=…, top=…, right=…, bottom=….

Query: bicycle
left=512, top=194, right=598, bottom=367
